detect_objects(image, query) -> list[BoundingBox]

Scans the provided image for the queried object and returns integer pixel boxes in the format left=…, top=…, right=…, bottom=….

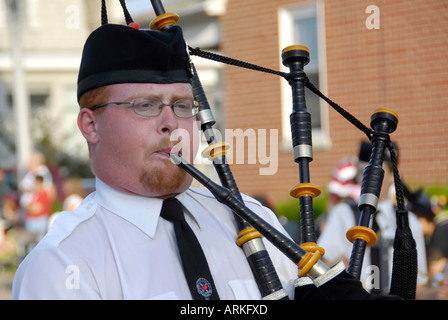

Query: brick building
left=218, top=0, right=448, bottom=203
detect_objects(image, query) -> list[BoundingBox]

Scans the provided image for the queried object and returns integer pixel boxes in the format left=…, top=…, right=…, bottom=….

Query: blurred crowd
left=0, top=151, right=89, bottom=266
left=316, top=141, right=448, bottom=300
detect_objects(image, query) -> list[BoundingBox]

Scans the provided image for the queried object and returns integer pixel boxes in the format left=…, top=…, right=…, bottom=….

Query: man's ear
left=78, top=108, right=99, bottom=143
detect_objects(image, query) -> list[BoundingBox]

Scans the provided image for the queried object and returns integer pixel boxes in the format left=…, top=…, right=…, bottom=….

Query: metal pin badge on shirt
left=196, top=278, right=213, bottom=299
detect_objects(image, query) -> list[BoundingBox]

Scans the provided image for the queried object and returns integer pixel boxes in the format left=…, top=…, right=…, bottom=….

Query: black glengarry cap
left=77, top=24, right=192, bottom=101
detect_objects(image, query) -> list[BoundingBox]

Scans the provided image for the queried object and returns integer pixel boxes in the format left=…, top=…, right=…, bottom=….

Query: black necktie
left=160, top=197, right=220, bottom=300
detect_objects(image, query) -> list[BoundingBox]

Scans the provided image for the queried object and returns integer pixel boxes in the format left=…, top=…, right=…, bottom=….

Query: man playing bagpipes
left=13, top=1, right=411, bottom=300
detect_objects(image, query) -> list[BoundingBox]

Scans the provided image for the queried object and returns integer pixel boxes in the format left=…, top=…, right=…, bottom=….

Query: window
left=278, top=2, right=329, bottom=149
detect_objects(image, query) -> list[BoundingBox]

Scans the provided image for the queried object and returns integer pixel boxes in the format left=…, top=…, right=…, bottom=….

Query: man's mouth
left=155, top=146, right=182, bottom=158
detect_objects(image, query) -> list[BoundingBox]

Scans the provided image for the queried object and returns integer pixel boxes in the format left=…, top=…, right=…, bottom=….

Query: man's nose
left=157, top=105, right=179, bottom=134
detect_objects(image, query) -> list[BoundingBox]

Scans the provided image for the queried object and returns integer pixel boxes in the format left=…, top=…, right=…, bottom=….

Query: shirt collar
left=93, top=178, right=201, bottom=239
left=94, top=178, right=164, bottom=239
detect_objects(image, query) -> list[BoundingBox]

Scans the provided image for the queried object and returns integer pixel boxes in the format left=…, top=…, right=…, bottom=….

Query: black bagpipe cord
left=388, top=143, right=418, bottom=300
left=101, top=0, right=134, bottom=26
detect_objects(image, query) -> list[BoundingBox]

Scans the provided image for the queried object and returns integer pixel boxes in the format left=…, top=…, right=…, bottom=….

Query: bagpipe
left=110, top=0, right=417, bottom=300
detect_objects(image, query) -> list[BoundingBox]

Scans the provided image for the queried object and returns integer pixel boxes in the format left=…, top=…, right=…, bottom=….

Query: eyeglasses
left=89, top=97, right=199, bottom=118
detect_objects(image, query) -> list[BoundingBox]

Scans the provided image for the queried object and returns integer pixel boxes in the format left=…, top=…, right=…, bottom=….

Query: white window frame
left=278, top=2, right=330, bottom=150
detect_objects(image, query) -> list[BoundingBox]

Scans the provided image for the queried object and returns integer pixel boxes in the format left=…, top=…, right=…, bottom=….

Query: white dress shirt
left=317, top=200, right=428, bottom=288
left=13, top=178, right=299, bottom=300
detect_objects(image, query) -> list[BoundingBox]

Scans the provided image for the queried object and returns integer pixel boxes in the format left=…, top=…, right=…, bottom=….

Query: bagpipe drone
left=104, top=0, right=417, bottom=300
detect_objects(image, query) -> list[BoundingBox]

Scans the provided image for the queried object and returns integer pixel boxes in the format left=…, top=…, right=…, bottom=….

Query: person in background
left=47, top=177, right=85, bottom=230
left=2, top=193, right=21, bottom=231
left=62, top=177, right=84, bottom=211
left=406, top=187, right=448, bottom=299
left=427, top=214, right=448, bottom=299
left=23, top=175, right=51, bottom=239
left=318, top=141, right=428, bottom=296
left=18, top=151, right=55, bottom=216
left=315, top=158, right=360, bottom=240
left=326, top=158, right=361, bottom=208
